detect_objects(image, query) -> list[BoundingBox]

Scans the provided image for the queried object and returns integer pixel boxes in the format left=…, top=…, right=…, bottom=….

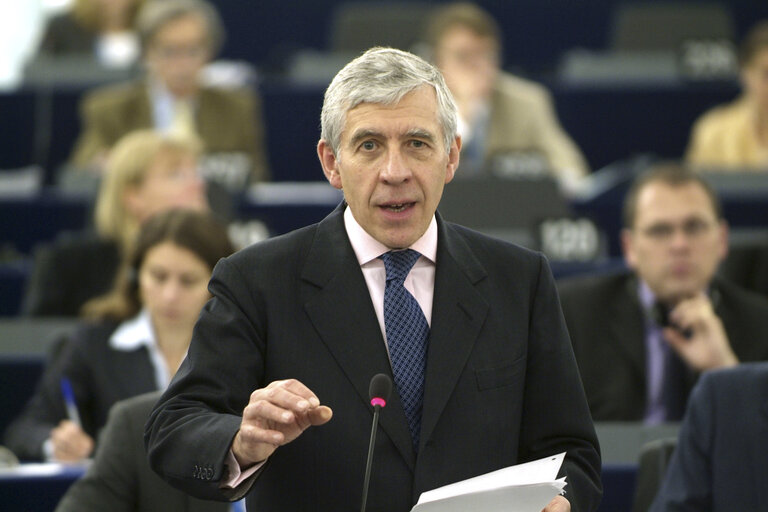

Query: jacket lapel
left=607, top=277, right=646, bottom=385
left=301, top=206, right=416, bottom=469
left=419, top=219, right=488, bottom=449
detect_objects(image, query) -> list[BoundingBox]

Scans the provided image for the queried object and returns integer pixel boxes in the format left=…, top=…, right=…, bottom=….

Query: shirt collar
left=109, top=309, right=157, bottom=351
left=343, top=206, right=437, bottom=266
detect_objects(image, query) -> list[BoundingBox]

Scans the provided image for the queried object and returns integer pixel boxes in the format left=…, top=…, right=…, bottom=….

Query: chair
left=631, top=437, right=678, bottom=512
left=328, top=2, right=434, bottom=54
left=610, top=2, right=734, bottom=53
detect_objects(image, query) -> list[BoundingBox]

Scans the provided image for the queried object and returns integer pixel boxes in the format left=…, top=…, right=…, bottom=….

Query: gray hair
left=137, top=0, right=225, bottom=55
left=320, top=47, right=458, bottom=155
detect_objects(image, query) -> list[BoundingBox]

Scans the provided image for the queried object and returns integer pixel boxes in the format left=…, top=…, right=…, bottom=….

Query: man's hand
left=232, top=379, right=333, bottom=469
left=542, top=495, right=570, bottom=511
left=664, top=292, right=738, bottom=371
left=50, top=420, right=94, bottom=462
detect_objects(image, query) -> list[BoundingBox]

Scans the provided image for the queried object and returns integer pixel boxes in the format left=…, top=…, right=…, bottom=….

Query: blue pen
left=60, top=377, right=82, bottom=428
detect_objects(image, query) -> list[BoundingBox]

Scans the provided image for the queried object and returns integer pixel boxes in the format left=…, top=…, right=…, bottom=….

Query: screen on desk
left=438, top=176, right=571, bottom=249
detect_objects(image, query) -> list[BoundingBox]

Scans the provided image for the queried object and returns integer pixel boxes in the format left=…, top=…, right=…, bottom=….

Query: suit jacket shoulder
left=650, top=363, right=768, bottom=511
left=23, top=231, right=120, bottom=316
left=57, top=391, right=229, bottom=512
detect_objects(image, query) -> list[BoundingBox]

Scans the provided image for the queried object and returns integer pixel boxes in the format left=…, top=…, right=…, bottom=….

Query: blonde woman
left=23, top=130, right=209, bottom=316
left=686, top=20, right=768, bottom=170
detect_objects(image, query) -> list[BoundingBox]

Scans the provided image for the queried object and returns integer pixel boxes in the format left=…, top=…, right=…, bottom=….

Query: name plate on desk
left=0, top=461, right=89, bottom=478
left=678, top=38, right=738, bottom=81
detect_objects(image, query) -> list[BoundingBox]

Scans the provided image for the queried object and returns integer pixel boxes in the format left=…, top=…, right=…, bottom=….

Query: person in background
left=35, top=0, right=145, bottom=68
left=70, top=0, right=268, bottom=187
left=425, top=2, right=588, bottom=189
left=559, top=163, right=768, bottom=422
left=686, top=20, right=768, bottom=170
left=23, top=130, right=209, bottom=317
left=55, top=391, right=232, bottom=512
left=649, top=362, right=768, bottom=511
left=4, top=209, right=234, bottom=462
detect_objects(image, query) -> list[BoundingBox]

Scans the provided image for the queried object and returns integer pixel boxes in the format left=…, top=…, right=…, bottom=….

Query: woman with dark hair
left=3, top=209, right=234, bottom=462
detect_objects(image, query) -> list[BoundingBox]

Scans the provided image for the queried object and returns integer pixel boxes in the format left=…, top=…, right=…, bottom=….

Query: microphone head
left=368, top=373, right=392, bottom=408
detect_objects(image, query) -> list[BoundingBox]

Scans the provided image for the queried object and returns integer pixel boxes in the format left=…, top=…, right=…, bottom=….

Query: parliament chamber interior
left=2, top=1, right=768, bottom=510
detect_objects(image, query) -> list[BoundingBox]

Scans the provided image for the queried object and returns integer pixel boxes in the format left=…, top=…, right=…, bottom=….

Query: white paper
left=412, top=453, right=567, bottom=512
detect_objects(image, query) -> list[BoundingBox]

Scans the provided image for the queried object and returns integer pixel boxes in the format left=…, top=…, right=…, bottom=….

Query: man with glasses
left=69, top=0, right=268, bottom=187
left=559, top=163, right=768, bottom=422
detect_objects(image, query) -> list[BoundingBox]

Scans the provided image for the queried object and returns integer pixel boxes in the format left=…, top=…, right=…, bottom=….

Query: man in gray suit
left=146, top=47, right=601, bottom=512
left=57, top=392, right=229, bottom=512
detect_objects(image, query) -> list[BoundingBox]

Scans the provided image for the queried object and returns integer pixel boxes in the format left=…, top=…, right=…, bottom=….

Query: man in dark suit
left=70, top=0, right=268, bottom=186
left=146, top=47, right=601, bottom=512
left=559, top=164, right=768, bottom=422
left=649, top=362, right=768, bottom=511
left=56, top=392, right=229, bottom=512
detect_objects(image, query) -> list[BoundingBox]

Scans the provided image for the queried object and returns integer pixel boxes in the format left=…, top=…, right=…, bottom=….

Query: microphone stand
left=360, top=401, right=382, bottom=512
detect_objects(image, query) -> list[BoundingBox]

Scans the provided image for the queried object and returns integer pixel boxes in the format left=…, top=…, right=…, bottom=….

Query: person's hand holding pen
left=50, top=378, right=94, bottom=462
left=50, top=420, right=94, bottom=462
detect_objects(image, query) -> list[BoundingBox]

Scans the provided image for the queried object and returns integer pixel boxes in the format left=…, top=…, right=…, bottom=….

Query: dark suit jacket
left=649, top=363, right=768, bottom=511
left=38, top=13, right=96, bottom=56
left=22, top=232, right=120, bottom=317
left=146, top=206, right=602, bottom=512
left=56, top=392, right=228, bottom=512
left=70, top=81, right=269, bottom=183
left=558, top=271, right=768, bottom=421
left=3, top=321, right=157, bottom=460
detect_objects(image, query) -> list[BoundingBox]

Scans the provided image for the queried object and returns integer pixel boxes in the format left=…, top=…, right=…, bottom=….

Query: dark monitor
left=438, top=175, right=571, bottom=250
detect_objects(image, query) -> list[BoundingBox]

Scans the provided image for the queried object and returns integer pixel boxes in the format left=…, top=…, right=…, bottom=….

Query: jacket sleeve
left=3, top=335, right=77, bottom=460
left=518, top=254, right=603, bottom=512
left=145, top=256, right=266, bottom=501
left=649, top=374, right=714, bottom=511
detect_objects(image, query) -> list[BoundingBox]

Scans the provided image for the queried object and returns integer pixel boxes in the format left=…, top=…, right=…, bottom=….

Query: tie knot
left=380, top=249, right=421, bottom=283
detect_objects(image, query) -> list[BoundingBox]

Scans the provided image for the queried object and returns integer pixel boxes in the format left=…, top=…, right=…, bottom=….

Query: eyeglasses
left=150, top=43, right=209, bottom=61
left=638, top=218, right=716, bottom=241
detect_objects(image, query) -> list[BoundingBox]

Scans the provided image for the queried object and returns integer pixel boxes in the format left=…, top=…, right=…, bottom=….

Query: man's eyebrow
left=348, top=129, right=382, bottom=147
left=405, top=129, right=436, bottom=142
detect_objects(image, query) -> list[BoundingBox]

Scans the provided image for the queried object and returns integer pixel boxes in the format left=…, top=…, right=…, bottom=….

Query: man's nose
left=380, top=149, right=411, bottom=183
left=669, top=227, right=692, bottom=250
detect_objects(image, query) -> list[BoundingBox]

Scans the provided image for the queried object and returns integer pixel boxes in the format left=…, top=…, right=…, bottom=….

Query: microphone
left=361, top=373, right=392, bottom=512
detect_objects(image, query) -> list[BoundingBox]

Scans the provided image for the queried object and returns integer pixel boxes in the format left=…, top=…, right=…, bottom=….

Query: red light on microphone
left=370, top=397, right=386, bottom=408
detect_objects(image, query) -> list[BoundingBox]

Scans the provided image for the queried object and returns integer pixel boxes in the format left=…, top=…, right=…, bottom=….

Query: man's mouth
left=382, top=202, right=414, bottom=212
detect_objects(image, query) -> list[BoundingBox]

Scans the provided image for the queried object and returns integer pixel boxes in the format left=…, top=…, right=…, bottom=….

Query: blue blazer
left=146, top=205, right=602, bottom=512
left=651, top=362, right=768, bottom=511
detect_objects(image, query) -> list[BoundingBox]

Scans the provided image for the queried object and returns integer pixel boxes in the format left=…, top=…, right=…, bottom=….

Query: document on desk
left=411, top=452, right=567, bottom=512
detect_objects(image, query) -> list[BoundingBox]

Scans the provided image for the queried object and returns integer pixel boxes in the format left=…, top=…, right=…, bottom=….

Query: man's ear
left=444, top=135, right=461, bottom=184
left=317, top=140, right=342, bottom=190
left=621, top=228, right=637, bottom=269
left=717, top=220, right=729, bottom=261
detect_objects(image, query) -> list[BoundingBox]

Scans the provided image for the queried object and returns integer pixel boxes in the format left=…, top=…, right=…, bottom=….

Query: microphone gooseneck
left=361, top=373, right=392, bottom=512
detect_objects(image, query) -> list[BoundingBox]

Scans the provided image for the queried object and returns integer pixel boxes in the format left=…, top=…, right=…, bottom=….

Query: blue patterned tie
left=380, top=249, right=430, bottom=451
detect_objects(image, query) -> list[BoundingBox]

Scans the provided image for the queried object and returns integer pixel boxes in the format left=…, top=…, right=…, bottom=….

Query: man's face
left=318, top=86, right=460, bottom=249
left=742, top=47, right=768, bottom=115
left=434, top=26, right=499, bottom=102
left=622, top=181, right=728, bottom=304
left=145, top=13, right=211, bottom=98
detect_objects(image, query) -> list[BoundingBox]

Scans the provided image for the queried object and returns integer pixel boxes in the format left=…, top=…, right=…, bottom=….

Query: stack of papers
left=412, top=452, right=567, bottom=512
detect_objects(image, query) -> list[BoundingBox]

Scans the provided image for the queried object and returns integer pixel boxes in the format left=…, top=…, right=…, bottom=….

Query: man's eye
left=361, top=141, right=376, bottom=151
left=411, top=140, right=425, bottom=148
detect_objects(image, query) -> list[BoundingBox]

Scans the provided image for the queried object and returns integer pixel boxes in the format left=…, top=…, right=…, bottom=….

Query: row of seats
left=0, top=78, right=740, bottom=185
